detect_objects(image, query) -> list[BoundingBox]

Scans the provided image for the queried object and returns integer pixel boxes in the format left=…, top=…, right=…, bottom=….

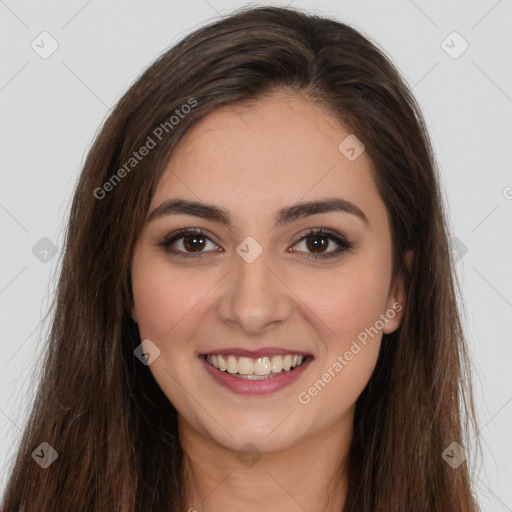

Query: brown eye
left=157, top=227, right=351, bottom=261
left=157, top=228, right=220, bottom=258
left=304, top=234, right=330, bottom=253
left=182, top=233, right=208, bottom=252
left=291, top=229, right=352, bottom=260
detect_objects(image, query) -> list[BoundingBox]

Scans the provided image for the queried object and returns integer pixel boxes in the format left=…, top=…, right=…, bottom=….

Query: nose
left=216, top=249, right=293, bottom=335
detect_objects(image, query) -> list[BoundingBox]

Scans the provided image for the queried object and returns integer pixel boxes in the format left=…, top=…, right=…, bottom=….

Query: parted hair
left=1, top=5, right=479, bottom=511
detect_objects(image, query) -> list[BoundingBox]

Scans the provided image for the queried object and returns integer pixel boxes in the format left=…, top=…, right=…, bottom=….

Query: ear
left=130, top=305, right=138, bottom=323
left=382, top=249, right=413, bottom=334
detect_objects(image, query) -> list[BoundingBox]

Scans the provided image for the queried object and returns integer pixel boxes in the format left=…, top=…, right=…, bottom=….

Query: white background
left=1, top=0, right=511, bottom=509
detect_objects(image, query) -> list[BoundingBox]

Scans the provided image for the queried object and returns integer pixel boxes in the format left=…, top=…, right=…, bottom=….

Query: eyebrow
left=146, top=197, right=369, bottom=228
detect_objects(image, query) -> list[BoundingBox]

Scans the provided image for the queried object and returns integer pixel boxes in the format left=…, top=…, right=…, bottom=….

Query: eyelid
left=156, top=226, right=352, bottom=260
left=156, top=228, right=220, bottom=258
left=291, top=228, right=352, bottom=260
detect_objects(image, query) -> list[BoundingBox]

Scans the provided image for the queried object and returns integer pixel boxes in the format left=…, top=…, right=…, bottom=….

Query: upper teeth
left=206, top=354, right=305, bottom=376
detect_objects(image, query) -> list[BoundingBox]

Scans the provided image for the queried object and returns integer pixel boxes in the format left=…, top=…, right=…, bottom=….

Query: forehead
left=150, top=93, right=383, bottom=227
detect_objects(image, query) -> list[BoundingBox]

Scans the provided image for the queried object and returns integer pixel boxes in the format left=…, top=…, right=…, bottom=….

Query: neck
left=179, top=414, right=352, bottom=512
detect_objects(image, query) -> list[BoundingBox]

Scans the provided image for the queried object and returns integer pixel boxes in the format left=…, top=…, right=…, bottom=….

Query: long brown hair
left=1, top=5, right=480, bottom=511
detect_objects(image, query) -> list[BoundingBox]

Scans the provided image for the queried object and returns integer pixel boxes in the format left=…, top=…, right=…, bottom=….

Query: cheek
left=132, top=255, right=214, bottom=344
left=131, top=257, right=215, bottom=402
left=294, top=263, right=389, bottom=413
left=297, top=259, right=390, bottom=347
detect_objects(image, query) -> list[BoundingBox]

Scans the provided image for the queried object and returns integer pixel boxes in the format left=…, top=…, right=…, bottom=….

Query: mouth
left=203, top=353, right=311, bottom=380
left=199, top=350, right=314, bottom=395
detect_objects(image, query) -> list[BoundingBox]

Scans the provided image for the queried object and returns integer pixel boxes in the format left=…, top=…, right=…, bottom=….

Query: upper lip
left=201, top=347, right=312, bottom=358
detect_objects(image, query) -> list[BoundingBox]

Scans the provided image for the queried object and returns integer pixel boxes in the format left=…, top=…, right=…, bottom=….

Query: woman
left=1, top=5, right=480, bottom=511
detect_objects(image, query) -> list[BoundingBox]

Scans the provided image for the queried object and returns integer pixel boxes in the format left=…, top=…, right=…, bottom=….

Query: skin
left=131, top=91, right=407, bottom=511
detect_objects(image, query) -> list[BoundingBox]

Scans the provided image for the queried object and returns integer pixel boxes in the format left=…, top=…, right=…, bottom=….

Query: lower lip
left=200, top=355, right=313, bottom=395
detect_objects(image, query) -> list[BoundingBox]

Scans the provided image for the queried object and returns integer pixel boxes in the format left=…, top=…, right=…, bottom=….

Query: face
left=131, top=92, right=405, bottom=454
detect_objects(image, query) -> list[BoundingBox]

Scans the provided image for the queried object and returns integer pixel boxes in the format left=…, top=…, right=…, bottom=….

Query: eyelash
left=156, top=228, right=352, bottom=261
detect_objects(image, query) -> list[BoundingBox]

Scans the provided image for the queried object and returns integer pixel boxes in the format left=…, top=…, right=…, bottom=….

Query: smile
left=200, top=352, right=313, bottom=395
left=206, top=353, right=306, bottom=379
